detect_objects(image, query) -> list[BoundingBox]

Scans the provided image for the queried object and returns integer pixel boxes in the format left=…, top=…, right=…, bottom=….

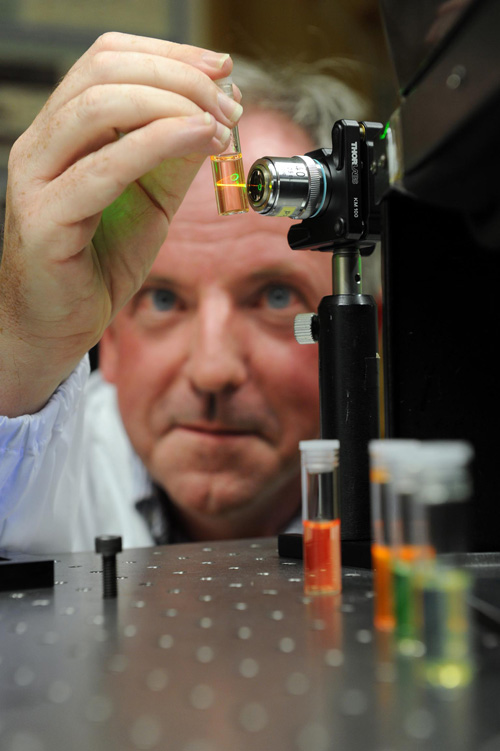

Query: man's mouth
left=176, top=422, right=256, bottom=438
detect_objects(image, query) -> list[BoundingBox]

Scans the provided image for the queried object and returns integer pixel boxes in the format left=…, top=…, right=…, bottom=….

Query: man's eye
left=151, top=289, right=177, bottom=311
left=264, top=285, right=293, bottom=309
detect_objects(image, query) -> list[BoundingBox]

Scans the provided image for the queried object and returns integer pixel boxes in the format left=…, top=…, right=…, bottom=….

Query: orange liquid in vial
left=211, top=153, right=249, bottom=215
left=372, top=543, right=395, bottom=631
left=399, top=543, right=435, bottom=564
left=303, top=519, right=341, bottom=595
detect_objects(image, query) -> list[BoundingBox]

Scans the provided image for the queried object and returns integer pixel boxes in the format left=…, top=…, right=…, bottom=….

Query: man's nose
left=185, top=298, right=247, bottom=394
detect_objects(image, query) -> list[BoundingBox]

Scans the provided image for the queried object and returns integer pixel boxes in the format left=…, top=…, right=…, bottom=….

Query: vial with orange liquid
left=300, top=439, right=341, bottom=596
left=211, top=76, right=249, bottom=216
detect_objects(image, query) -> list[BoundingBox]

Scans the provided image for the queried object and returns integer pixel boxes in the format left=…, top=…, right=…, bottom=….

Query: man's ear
left=99, top=325, right=119, bottom=384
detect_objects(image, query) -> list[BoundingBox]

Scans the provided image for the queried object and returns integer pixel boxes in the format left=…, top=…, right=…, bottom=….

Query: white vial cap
left=368, top=439, right=420, bottom=460
left=300, top=439, right=339, bottom=472
left=419, top=441, right=474, bottom=467
left=216, top=74, right=233, bottom=86
left=216, top=75, right=234, bottom=99
left=368, top=440, right=422, bottom=485
left=299, top=439, right=339, bottom=452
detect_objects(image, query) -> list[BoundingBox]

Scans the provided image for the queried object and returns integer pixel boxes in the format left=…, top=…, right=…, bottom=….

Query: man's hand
left=0, top=32, right=240, bottom=416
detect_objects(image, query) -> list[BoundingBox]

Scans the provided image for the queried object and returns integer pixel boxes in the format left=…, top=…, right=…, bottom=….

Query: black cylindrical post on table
left=317, top=249, right=380, bottom=561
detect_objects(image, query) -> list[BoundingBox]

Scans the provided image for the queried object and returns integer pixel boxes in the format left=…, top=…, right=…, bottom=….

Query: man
left=0, top=34, right=369, bottom=552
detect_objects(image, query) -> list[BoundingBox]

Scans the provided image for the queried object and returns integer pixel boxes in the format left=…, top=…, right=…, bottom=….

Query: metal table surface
left=1, top=537, right=500, bottom=751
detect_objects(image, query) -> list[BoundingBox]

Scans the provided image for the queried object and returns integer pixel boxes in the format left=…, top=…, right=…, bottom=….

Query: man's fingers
left=23, top=50, right=242, bottom=183
left=43, top=113, right=227, bottom=231
left=44, top=33, right=235, bottom=119
left=31, top=84, right=207, bottom=180
left=45, top=51, right=239, bottom=117
left=87, top=32, right=233, bottom=78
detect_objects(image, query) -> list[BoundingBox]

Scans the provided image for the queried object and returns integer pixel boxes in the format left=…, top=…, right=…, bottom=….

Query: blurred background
left=0, top=0, right=397, bottom=222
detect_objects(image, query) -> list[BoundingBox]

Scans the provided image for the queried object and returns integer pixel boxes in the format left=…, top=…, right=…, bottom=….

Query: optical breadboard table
left=1, top=537, right=500, bottom=751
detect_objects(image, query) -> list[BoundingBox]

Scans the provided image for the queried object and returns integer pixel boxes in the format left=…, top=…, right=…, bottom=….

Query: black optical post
left=289, top=122, right=383, bottom=565
left=248, top=120, right=385, bottom=566
left=317, top=252, right=379, bottom=550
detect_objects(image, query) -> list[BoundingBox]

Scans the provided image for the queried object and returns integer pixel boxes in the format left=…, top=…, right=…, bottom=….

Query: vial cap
left=368, top=439, right=421, bottom=465
left=419, top=441, right=474, bottom=467
left=299, top=439, right=339, bottom=452
left=300, top=439, right=339, bottom=472
left=216, top=75, right=234, bottom=98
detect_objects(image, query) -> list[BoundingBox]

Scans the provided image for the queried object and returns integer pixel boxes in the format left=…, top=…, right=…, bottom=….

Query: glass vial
left=369, top=439, right=421, bottom=631
left=388, top=444, right=436, bottom=650
left=300, top=439, right=341, bottom=595
left=211, top=76, right=249, bottom=216
left=413, top=441, right=475, bottom=687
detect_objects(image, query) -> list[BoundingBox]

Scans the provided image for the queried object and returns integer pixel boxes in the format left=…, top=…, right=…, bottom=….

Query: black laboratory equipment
left=380, top=0, right=500, bottom=553
left=248, top=122, right=384, bottom=568
left=248, top=0, right=500, bottom=559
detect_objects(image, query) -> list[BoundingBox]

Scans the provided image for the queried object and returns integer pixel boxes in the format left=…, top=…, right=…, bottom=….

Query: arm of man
left=0, top=32, right=239, bottom=417
left=0, top=357, right=155, bottom=553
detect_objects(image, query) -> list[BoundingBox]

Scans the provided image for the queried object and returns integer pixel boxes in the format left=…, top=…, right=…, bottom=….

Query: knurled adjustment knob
left=294, top=313, right=319, bottom=344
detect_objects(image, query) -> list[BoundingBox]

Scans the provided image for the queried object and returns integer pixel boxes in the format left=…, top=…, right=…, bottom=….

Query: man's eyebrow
left=141, top=266, right=314, bottom=287
left=247, top=264, right=304, bottom=282
left=141, top=274, right=176, bottom=286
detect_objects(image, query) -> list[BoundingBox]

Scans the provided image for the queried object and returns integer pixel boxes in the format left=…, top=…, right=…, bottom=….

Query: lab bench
left=1, top=537, right=499, bottom=751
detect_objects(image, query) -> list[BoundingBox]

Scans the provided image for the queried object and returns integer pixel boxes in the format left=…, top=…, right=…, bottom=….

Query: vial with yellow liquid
left=412, top=442, right=475, bottom=687
left=211, top=76, right=249, bottom=216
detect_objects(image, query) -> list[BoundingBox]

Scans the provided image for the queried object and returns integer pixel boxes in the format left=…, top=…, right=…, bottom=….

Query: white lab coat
left=0, top=357, right=154, bottom=554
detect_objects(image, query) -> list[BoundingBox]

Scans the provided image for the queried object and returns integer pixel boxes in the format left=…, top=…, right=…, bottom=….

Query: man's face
left=100, top=110, right=333, bottom=536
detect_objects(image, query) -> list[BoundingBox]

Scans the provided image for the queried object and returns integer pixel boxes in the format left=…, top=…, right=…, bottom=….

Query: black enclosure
left=380, top=0, right=500, bottom=550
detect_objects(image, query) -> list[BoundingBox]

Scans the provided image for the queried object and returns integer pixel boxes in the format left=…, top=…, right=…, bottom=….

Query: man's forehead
left=150, top=221, right=332, bottom=297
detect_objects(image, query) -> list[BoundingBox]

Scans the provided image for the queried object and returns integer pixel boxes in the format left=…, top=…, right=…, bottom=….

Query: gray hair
left=232, top=56, right=369, bottom=149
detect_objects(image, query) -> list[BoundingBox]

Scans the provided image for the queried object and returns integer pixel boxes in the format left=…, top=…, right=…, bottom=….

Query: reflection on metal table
left=1, top=537, right=500, bottom=751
